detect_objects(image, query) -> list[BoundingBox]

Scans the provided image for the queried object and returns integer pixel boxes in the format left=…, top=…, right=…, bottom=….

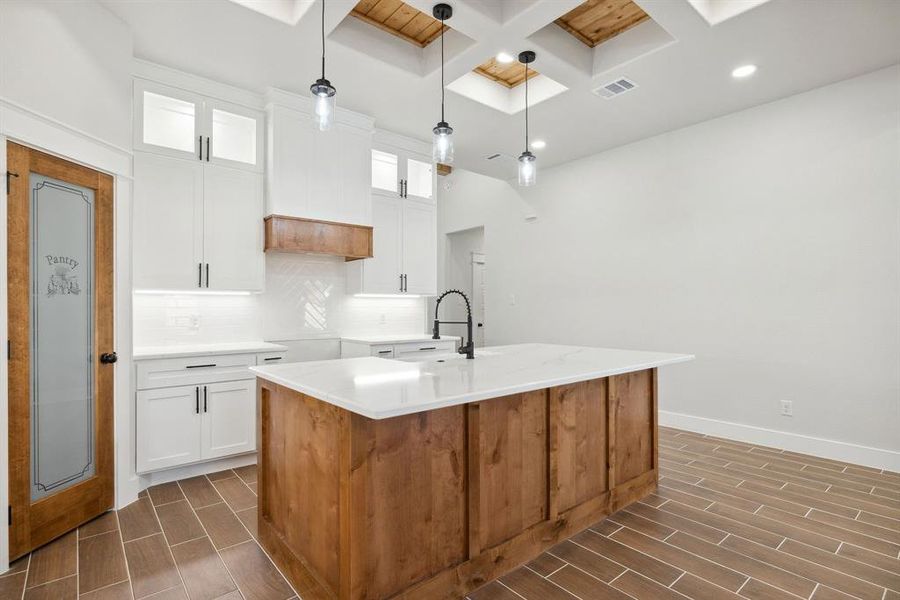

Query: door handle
left=195, top=387, right=200, bottom=414
left=203, top=385, right=208, bottom=413
left=100, top=352, right=118, bottom=364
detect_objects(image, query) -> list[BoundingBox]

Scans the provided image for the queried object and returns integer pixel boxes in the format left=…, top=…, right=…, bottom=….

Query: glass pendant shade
left=310, top=78, right=336, bottom=131
left=518, top=150, right=536, bottom=187
left=432, top=121, right=454, bottom=164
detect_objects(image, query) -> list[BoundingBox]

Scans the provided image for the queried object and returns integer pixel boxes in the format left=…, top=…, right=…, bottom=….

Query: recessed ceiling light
left=496, top=52, right=515, bottom=64
left=731, top=64, right=757, bottom=79
left=531, top=140, right=546, bottom=150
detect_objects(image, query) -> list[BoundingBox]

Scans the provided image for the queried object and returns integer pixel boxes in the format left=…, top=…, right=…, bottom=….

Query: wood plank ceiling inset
left=555, top=0, right=651, bottom=48
left=473, top=58, right=540, bottom=89
left=350, top=0, right=448, bottom=48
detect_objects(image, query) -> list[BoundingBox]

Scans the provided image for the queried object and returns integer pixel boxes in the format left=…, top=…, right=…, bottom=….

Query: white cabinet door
left=136, top=386, right=202, bottom=472
left=339, top=127, right=373, bottom=225
left=203, top=165, right=264, bottom=291
left=401, top=199, right=437, bottom=295
left=134, top=80, right=204, bottom=161
left=133, top=153, right=204, bottom=290
left=266, top=105, right=313, bottom=218
left=360, top=196, right=404, bottom=294
left=205, top=99, right=264, bottom=172
left=201, top=380, right=256, bottom=459
left=405, top=155, right=435, bottom=202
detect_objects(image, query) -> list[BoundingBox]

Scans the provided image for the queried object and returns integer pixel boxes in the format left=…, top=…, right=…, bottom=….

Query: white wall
left=0, top=0, right=133, bottom=150
left=437, top=65, right=900, bottom=468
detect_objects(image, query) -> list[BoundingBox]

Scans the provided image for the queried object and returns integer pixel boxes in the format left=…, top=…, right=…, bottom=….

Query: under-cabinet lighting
left=354, top=294, right=423, bottom=299
left=731, top=64, right=757, bottom=78
left=134, top=290, right=253, bottom=296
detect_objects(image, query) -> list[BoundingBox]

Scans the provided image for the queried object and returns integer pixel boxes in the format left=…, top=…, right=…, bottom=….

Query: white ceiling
left=100, top=0, right=900, bottom=180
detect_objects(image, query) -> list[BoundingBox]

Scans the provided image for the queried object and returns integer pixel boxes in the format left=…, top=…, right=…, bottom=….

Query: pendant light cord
left=524, top=63, right=529, bottom=150
left=440, top=15, right=445, bottom=122
left=321, top=0, right=326, bottom=80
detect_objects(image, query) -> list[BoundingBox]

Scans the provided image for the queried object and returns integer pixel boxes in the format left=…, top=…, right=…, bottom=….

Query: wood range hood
left=263, top=215, right=373, bottom=261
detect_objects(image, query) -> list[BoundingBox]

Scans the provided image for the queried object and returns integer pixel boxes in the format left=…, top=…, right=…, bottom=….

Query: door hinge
left=6, top=171, right=19, bottom=194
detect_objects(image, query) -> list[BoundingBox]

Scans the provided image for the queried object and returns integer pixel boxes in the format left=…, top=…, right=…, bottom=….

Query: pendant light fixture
left=432, top=3, right=454, bottom=164
left=517, top=50, right=536, bottom=186
left=310, top=0, right=336, bottom=131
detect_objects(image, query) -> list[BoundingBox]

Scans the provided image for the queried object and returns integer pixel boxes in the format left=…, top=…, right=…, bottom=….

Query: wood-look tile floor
left=0, top=464, right=297, bottom=600
left=1, top=429, right=898, bottom=600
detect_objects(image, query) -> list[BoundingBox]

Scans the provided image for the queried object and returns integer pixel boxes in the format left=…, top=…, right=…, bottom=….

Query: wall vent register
left=593, top=77, right=638, bottom=99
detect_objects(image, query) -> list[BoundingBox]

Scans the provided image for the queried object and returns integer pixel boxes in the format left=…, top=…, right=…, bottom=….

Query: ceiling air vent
left=593, top=77, right=637, bottom=99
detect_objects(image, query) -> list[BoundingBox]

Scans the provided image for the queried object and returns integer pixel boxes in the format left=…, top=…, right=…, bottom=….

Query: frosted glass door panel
left=211, top=109, right=257, bottom=165
left=372, top=150, right=398, bottom=194
left=29, top=174, right=95, bottom=501
left=406, top=158, right=433, bottom=200
left=142, top=91, right=197, bottom=153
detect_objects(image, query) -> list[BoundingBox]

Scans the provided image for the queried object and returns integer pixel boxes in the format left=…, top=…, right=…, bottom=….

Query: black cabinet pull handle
left=399, top=274, right=403, bottom=292
left=198, top=263, right=202, bottom=287
left=198, top=135, right=203, bottom=160
left=377, top=350, right=392, bottom=354
left=203, top=385, right=208, bottom=413
left=205, top=263, right=209, bottom=288
left=263, top=356, right=283, bottom=361
left=195, top=387, right=199, bottom=414
left=206, top=137, right=210, bottom=162
left=186, top=363, right=216, bottom=369
left=419, top=347, right=437, bottom=351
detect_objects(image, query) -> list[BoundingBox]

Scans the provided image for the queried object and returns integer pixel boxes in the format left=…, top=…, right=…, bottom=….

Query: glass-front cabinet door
left=134, top=80, right=203, bottom=160
left=405, top=156, right=434, bottom=201
left=134, top=80, right=264, bottom=172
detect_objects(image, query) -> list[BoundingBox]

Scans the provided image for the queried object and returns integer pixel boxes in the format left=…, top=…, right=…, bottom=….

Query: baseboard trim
left=659, top=411, right=900, bottom=472
left=138, top=452, right=258, bottom=490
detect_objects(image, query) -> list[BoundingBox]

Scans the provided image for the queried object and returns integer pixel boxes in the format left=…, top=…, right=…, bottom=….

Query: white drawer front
left=393, top=340, right=457, bottom=359
left=370, top=345, right=395, bottom=358
left=257, top=352, right=287, bottom=365
left=136, top=353, right=256, bottom=390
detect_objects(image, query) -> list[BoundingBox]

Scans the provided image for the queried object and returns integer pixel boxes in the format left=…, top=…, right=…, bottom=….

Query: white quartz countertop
left=341, top=334, right=461, bottom=344
left=134, top=341, right=288, bottom=361
left=250, top=343, right=693, bottom=419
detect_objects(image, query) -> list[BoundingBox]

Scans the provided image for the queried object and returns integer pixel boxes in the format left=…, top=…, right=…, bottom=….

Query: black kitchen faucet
left=432, top=289, right=475, bottom=359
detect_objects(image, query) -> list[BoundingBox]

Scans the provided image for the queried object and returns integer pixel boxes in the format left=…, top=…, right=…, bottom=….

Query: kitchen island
left=250, top=343, right=692, bottom=600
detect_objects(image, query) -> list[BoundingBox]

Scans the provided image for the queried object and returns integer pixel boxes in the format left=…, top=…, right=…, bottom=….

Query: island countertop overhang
left=249, top=342, right=693, bottom=419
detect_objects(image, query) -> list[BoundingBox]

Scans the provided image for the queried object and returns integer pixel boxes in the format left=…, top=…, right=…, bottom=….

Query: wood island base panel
left=257, top=368, right=658, bottom=600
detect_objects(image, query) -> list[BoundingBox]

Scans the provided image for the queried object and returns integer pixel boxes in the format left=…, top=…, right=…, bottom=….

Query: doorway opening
left=444, top=227, right=485, bottom=347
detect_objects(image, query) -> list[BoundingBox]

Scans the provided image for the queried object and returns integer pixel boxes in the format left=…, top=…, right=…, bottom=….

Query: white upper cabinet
left=348, top=130, right=437, bottom=295
left=370, top=131, right=436, bottom=203
left=266, top=92, right=373, bottom=226
left=133, top=153, right=265, bottom=292
left=135, top=79, right=263, bottom=172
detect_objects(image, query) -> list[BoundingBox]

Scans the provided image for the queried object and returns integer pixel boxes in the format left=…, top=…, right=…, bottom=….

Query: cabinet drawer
left=394, top=340, right=456, bottom=359
left=370, top=345, right=395, bottom=359
left=257, top=352, right=287, bottom=365
left=136, top=354, right=255, bottom=390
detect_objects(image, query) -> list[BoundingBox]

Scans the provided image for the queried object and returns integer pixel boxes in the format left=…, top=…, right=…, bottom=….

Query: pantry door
left=6, top=142, right=115, bottom=559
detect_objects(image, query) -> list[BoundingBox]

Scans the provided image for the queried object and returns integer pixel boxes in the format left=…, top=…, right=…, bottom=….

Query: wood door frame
left=6, top=141, right=115, bottom=559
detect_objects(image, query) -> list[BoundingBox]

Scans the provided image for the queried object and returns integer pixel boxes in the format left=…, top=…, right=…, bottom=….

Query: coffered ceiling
left=100, top=0, right=900, bottom=181
left=555, top=0, right=650, bottom=47
left=349, top=0, right=447, bottom=47
left=473, top=57, right=538, bottom=88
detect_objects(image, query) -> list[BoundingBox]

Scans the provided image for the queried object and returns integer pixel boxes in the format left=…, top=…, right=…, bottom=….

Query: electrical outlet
left=780, top=400, right=793, bottom=417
